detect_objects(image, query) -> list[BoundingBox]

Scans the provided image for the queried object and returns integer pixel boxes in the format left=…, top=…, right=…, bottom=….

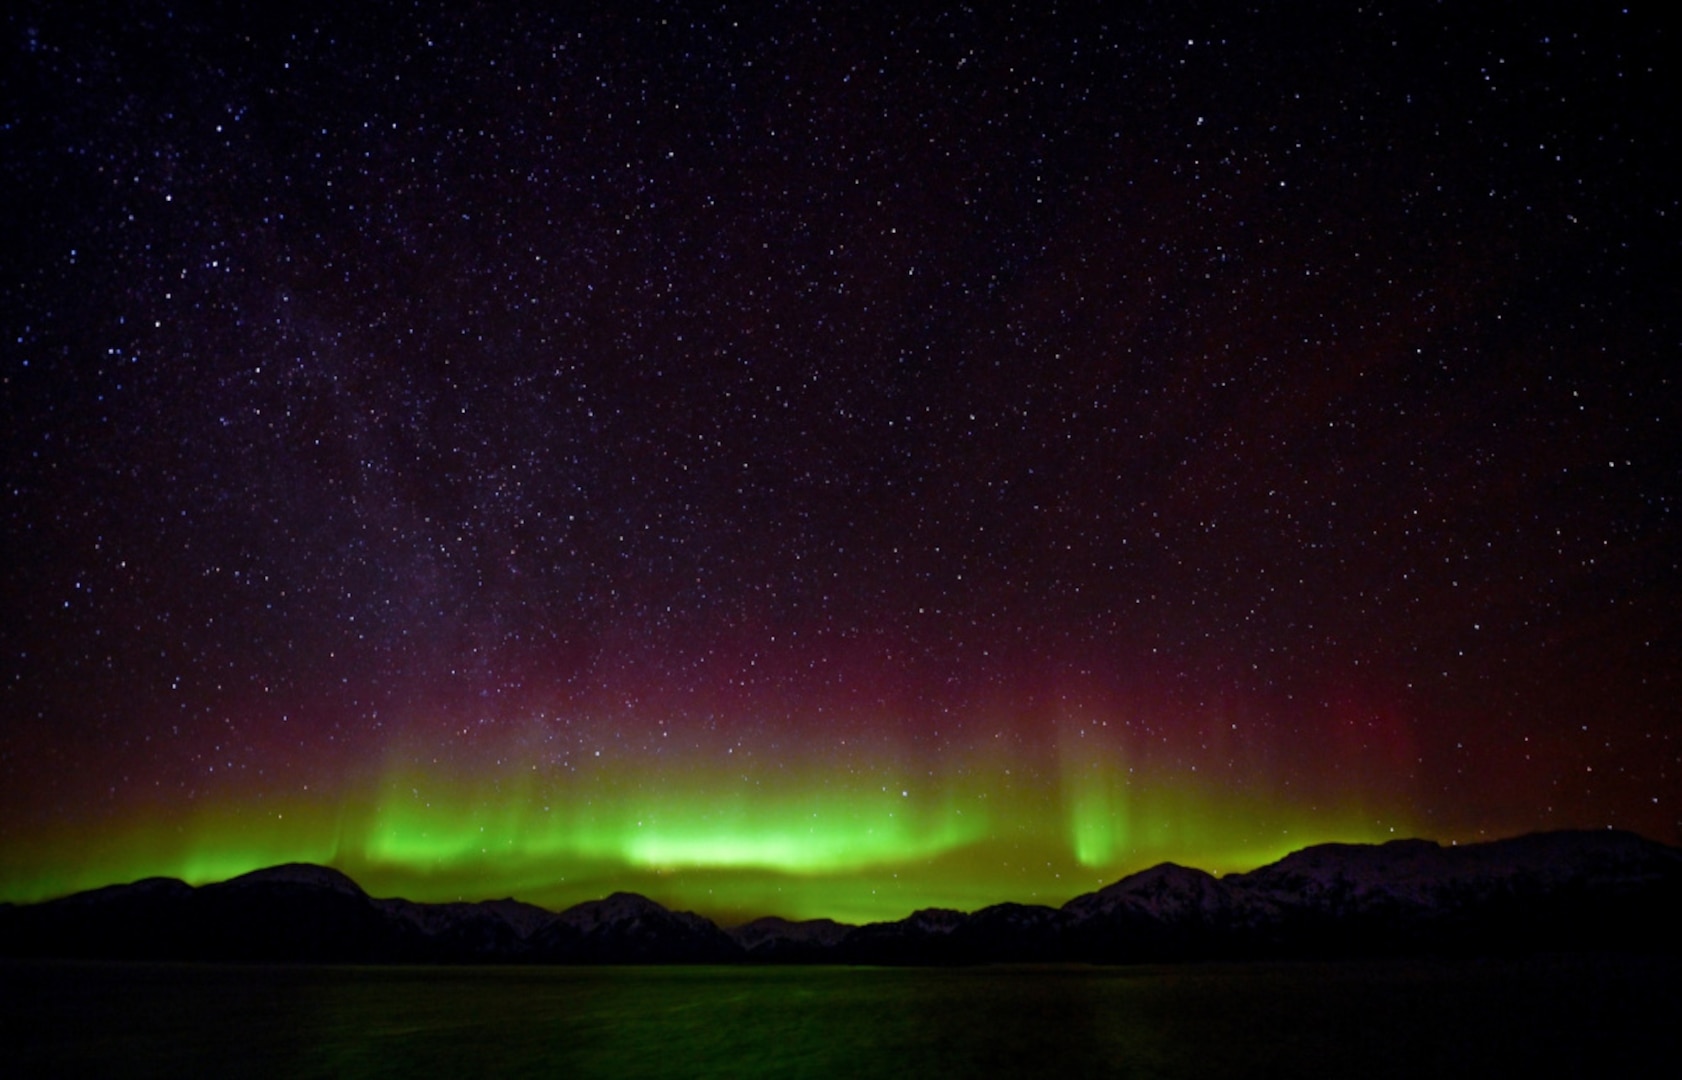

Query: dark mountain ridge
left=4, top=830, right=1678, bottom=965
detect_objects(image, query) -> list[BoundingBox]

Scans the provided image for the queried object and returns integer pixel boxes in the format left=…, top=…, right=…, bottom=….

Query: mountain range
left=3, top=830, right=1678, bottom=964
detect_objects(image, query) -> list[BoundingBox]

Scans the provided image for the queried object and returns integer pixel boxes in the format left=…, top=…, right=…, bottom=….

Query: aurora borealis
left=2, top=3, right=1677, bottom=925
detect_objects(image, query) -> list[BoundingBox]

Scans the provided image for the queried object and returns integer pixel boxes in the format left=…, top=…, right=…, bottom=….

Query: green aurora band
left=0, top=730, right=1413, bottom=923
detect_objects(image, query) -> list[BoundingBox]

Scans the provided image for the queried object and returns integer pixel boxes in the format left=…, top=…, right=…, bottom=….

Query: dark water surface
left=4, top=955, right=1676, bottom=1077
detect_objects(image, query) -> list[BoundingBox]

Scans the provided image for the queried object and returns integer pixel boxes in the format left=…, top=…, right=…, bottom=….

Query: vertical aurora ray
left=1059, top=714, right=1130, bottom=868
left=1065, top=756, right=1126, bottom=869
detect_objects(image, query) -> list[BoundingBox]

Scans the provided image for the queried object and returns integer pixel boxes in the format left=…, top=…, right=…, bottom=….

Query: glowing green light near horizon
left=357, top=760, right=994, bottom=875
left=0, top=741, right=1417, bottom=922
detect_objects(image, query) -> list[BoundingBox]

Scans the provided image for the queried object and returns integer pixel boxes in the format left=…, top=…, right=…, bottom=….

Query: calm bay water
left=4, top=955, right=1676, bottom=1078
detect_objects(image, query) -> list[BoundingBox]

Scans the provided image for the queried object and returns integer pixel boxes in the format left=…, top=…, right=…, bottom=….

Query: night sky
left=3, top=2, right=1677, bottom=924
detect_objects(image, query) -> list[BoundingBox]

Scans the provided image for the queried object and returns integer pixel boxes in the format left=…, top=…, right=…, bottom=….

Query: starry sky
left=3, top=2, right=1677, bottom=924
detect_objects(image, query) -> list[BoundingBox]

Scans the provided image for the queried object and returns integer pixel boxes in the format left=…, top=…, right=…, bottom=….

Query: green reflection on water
left=4, top=957, right=1677, bottom=1078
